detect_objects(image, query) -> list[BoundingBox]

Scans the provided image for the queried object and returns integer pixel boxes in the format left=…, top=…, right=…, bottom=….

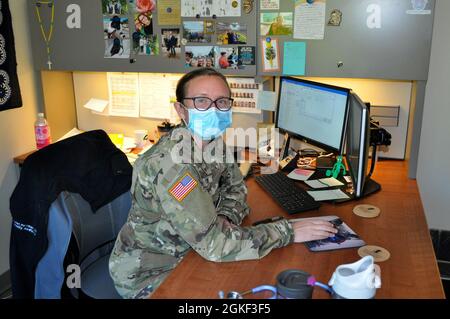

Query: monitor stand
left=362, top=178, right=381, bottom=197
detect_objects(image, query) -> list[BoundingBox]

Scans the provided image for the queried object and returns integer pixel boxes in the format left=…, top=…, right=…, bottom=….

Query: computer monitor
left=345, top=91, right=370, bottom=198
left=276, top=77, right=350, bottom=154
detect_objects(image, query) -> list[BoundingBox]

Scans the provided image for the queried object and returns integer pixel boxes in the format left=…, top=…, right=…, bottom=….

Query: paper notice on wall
left=256, top=91, right=277, bottom=111
left=139, top=73, right=180, bottom=121
left=261, top=0, right=279, bottom=10
left=107, top=73, right=140, bottom=118
left=227, top=77, right=262, bottom=114
left=293, top=0, right=326, bottom=40
left=283, top=41, right=306, bottom=75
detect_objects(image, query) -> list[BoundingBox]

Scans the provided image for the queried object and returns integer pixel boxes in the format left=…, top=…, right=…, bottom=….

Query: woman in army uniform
left=109, top=68, right=337, bottom=298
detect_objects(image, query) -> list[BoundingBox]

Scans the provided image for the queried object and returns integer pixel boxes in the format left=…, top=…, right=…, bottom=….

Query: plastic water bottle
left=34, top=113, right=52, bottom=149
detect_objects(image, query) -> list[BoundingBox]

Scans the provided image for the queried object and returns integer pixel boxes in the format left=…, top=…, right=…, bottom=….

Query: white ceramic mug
left=134, top=129, right=148, bottom=148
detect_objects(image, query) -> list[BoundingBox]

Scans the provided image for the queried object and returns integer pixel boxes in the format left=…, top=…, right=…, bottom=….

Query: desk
left=13, top=151, right=36, bottom=166
left=151, top=160, right=444, bottom=299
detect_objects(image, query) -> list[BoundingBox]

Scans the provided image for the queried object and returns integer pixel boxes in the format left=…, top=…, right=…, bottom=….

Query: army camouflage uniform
left=109, top=125, right=294, bottom=299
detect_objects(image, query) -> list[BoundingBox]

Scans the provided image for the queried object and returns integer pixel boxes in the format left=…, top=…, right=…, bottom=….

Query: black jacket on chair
left=9, top=130, right=132, bottom=298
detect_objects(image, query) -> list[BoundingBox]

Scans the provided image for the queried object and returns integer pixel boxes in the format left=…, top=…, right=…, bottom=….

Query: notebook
left=290, top=215, right=365, bottom=252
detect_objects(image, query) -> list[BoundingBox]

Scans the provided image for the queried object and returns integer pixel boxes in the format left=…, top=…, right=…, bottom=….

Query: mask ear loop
left=178, top=102, right=190, bottom=127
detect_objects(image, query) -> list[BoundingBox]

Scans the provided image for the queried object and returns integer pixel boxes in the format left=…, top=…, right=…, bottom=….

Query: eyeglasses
left=183, top=96, right=233, bottom=111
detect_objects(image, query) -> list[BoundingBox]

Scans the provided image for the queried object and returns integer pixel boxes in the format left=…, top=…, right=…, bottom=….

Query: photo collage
left=260, top=1, right=293, bottom=72
left=101, top=0, right=255, bottom=68
left=184, top=21, right=255, bottom=70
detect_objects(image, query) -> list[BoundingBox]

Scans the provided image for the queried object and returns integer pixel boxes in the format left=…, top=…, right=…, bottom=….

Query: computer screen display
left=346, top=91, right=370, bottom=198
left=276, top=77, right=350, bottom=153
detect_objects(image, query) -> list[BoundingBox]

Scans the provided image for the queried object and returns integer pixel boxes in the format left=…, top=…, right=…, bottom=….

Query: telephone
left=279, top=152, right=300, bottom=172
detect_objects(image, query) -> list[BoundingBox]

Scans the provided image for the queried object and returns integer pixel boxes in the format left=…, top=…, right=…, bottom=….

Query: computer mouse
left=329, top=234, right=339, bottom=242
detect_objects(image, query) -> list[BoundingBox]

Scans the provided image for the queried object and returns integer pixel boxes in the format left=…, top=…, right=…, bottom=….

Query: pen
left=252, top=216, right=284, bottom=226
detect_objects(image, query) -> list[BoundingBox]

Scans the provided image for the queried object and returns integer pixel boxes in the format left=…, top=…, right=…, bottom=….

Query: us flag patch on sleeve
left=169, top=173, right=198, bottom=202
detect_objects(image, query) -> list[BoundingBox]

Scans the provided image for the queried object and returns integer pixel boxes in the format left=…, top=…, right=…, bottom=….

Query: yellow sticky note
left=108, top=133, right=124, bottom=149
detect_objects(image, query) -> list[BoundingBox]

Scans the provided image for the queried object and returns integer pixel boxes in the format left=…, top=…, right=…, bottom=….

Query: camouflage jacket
left=109, top=125, right=294, bottom=298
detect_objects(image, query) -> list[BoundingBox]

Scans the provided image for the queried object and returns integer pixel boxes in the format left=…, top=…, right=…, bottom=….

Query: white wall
left=0, top=1, right=42, bottom=275
left=417, top=0, right=450, bottom=230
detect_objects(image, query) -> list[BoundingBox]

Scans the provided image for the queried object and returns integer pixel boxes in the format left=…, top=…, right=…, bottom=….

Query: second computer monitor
left=276, top=77, right=350, bottom=154
left=346, top=91, right=370, bottom=198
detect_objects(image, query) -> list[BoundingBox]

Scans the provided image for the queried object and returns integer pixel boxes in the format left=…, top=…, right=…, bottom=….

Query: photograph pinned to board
left=133, top=0, right=156, bottom=13
left=134, top=10, right=154, bottom=36
left=260, top=0, right=279, bottom=10
left=103, top=15, right=130, bottom=59
left=260, top=12, right=293, bottom=36
left=227, top=77, right=262, bottom=114
left=216, top=22, right=248, bottom=45
left=102, top=0, right=129, bottom=16
left=161, top=28, right=181, bottom=59
left=204, top=20, right=215, bottom=34
left=261, top=37, right=280, bottom=72
left=158, top=0, right=182, bottom=25
left=131, top=0, right=157, bottom=55
left=135, top=34, right=159, bottom=56
left=238, top=46, right=256, bottom=66
left=184, top=46, right=215, bottom=68
left=183, top=21, right=212, bottom=43
left=181, top=0, right=242, bottom=17
left=215, top=47, right=239, bottom=70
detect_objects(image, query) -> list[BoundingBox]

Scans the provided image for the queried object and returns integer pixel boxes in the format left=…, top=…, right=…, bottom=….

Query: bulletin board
left=256, top=0, right=435, bottom=81
left=28, top=0, right=258, bottom=76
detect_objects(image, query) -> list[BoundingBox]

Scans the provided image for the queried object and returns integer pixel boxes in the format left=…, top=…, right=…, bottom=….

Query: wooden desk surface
left=13, top=150, right=36, bottom=165
left=151, top=160, right=444, bottom=299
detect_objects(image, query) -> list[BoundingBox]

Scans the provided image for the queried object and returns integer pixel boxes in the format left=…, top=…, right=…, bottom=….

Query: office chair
left=35, top=191, right=131, bottom=299
left=10, top=130, right=132, bottom=299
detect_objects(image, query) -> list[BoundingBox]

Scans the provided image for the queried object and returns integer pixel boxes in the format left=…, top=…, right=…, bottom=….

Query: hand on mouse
left=291, top=219, right=338, bottom=243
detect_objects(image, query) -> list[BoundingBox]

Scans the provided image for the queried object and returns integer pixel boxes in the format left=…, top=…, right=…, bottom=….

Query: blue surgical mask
left=185, top=108, right=232, bottom=140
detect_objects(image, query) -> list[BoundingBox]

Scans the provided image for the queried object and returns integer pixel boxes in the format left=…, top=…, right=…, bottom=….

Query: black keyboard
left=255, top=172, right=321, bottom=214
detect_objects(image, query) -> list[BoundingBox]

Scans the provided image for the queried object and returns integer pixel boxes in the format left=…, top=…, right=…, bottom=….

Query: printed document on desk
left=305, top=177, right=344, bottom=189
left=307, top=189, right=350, bottom=201
left=287, top=168, right=315, bottom=181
